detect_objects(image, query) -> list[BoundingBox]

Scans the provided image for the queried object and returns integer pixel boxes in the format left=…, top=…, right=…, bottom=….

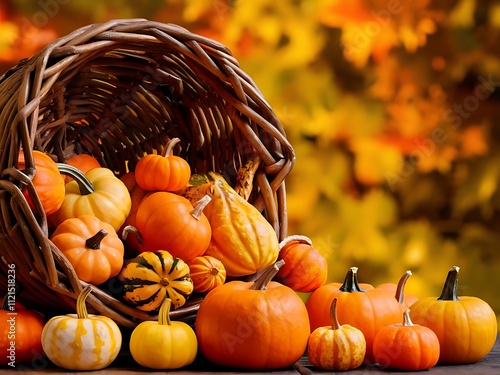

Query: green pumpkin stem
left=330, top=298, right=341, bottom=331
left=190, top=195, right=212, bottom=220
left=395, top=270, right=412, bottom=305
left=85, top=229, right=108, bottom=250
left=76, top=286, right=92, bottom=319
left=57, top=163, right=94, bottom=195
left=438, top=266, right=460, bottom=301
left=251, top=260, right=285, bottom=291
left=163, top=138, right=181, bottom=157
left=158, top=298, right=172, bottom=326
left=339, top=267, right=366, bottom=292
left=402, top=309, right=414, bottom=326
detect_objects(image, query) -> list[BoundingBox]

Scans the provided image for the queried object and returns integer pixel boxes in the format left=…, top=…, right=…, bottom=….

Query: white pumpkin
left=41, top=286, right=122, bottom=370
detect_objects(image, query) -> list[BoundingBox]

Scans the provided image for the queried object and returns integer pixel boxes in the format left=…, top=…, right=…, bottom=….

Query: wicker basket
left=0, top=19, right=295, bottom=328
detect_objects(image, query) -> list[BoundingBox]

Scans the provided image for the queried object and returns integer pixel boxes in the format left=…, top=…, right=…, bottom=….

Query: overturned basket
left=0, top=19, right=295, bottom=328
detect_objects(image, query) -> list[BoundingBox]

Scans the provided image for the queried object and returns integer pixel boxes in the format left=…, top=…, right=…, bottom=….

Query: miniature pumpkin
left=308, top=298, right=366, bottom=371
left=134, top=192, right=211, bottom=261
left=17, top=150, right=65, bottom=215
left=50, top=215, right=125, bottom=285
left=275, top=235, right=328, bottom=292
left=41, top=286, right=122, bottom=370
left=119, top=250, right=194, bottom=311
left=63, top=154, right=101, bottom=183
left=188, top=255, right=226, bottom=293
left=50, top=164, right=131, bottom=231
left=373, top=309, right=440, bottom=371
left=179, top=172, right=280, bottom=277
left=129, top=298, right=198, bottom=369
left=0, top=289, right=45, bottom=366
left=306, top=267, right=403, bottom=364
left=409, top=266, right=497, bottom=364
left=195, top=260, right=310, bottom=370
left=135, top=138, right=191, bottom=192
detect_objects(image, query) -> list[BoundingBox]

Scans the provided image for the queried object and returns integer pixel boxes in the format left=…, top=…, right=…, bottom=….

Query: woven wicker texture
left=0, top=19, right=295, bottom=327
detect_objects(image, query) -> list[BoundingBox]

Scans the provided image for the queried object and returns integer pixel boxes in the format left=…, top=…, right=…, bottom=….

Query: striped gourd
left=41, top=286, right=122, bottom=370
left=188, top=255, right=226, bottom=293
left=119, top=250, right=193, bottom=311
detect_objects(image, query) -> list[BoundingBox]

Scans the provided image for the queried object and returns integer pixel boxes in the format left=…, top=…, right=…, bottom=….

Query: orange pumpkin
left=377, top=270, right=418, bottom=309
left=135, top=138, right=191, bottom=192
left=17, top=150, right=65, bottom=215
left=409, top=266, right=497, bottom=364
left=306, top=267, right=403, bottom=364
left=373, top=309, right=440, bottom=371
left=50, top=215, right=124, bottom=285
left=188, top=255, right=226, bottom=293
left=134, top=192, right=211, bottom=262
left=63, top=154, right=101, bottom=183
left=195, top=260, right=310, bottom=370
left=275, top=235, right=328, bottom=292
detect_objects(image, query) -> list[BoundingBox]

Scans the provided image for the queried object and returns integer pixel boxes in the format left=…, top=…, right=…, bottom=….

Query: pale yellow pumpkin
left=41, top=286, right=122, bottom=370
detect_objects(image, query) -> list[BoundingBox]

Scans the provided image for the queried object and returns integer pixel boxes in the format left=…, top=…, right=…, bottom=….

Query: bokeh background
left=1, top=0, right=499, bottom=328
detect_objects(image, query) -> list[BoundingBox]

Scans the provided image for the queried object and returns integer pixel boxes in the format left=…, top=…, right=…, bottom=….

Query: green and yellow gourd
left=119, top=250, right=194, bottom=311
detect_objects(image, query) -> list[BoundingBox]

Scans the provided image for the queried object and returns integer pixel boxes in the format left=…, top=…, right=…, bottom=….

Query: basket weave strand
left=0, top=19, right=295, bottom=328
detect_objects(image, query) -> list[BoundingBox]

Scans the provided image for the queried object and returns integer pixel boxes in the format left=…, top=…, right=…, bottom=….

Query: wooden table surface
left=3, top=335, right=499, bottom=374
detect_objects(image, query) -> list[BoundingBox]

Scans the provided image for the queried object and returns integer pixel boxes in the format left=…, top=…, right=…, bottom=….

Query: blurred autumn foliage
left=1, top=0, right=500, bottom=326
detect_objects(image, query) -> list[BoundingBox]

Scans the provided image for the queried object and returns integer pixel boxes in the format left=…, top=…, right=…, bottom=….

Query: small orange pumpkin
left=188, top=255, right=226, bottom=293
left=135, top=138, right=191, bottom=192
left=50, top=215, right=124, bottom=285
left=134, top=192, right=212, bottom=262
left=373, top=309, right=440, bottom=371
left=275, top=235, right=328, bottom=292
left=17, top=150, right=65, bottom=215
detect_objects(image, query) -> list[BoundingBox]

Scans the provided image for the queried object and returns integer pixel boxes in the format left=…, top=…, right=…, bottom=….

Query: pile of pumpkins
left=2, top=144, right=497, bottom=371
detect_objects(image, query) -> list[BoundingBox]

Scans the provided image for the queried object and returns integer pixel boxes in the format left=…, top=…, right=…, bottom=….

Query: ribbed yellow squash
left=179, top=172, right=279, bottom=277
left=41, top=286, right=122, bottom=370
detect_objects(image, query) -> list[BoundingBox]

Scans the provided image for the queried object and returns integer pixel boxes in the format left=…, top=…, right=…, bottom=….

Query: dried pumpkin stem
left=279, top=234, right=313, bottom=250
left=57, top=163, right=94, bottom=195
left=251, top=260, right=285, bottom=291
left=190, top=195, right=212, bottom=220
left=438, top=266, right=460, bottom=301
left=330, top=298, right=341, bottom=330
left=85, top=230, right=108, bottom=250
left=339, top=267, right=365, bottom=293
left=121, top=225, right=144, bottom=245
left=158, top=298, right=172, bottom=326
left=395, top=270, right=412, bottom=305
left=163, top=138, right=181, bottom=157
left=76, top=286, right=92, bottom=319
left=402, top=309, right=413, bottom=327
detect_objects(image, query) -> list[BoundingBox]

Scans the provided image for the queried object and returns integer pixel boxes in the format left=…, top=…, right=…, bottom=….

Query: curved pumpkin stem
left=278, top=234, right=313, bottom=250
left=121, top=225, right=144, bottom=245
left=190, top=195, right=212, bottom=220
left=395, top=270, right=412, bottom=305
left=330, top=298, right=341, bottom=331
left=250, top=260, right=285, bottom=291
left=158, top=298, right=172, bottom=326
left=402, top=309, right=414, bottom=327
left=57, top=163, right=94, bottom=195
left=85, top=229, right=108, bottom=250
left=76, top=286, right=93, bottom=319
left=339, top=267, right=366, bottom=293
left=163, top=138, right=181, bottom=157
left=438, top=266, right=460, bottom=301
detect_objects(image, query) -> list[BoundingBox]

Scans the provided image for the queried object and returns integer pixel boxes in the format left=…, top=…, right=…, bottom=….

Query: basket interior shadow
left=0, top=19, right=295, bottom=328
